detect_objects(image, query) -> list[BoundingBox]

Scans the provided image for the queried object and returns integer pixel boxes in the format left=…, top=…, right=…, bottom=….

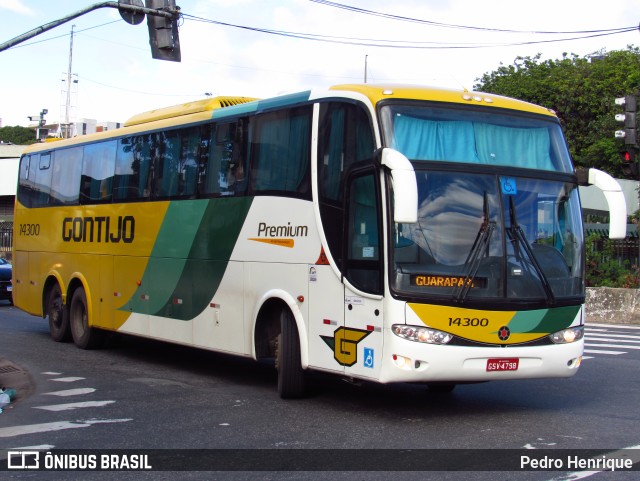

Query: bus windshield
left=380, top=103, right=574, bottom=173
left=391, top=171, right=584, bottom=306
left=383, top=102, right=584, bottom=307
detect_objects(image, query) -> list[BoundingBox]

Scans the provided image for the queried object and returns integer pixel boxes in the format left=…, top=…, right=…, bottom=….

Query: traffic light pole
left=0, top=1, right=179, bottom=57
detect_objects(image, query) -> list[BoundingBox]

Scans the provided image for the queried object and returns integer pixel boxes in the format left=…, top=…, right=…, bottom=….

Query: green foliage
left=0, top=126, right=38, bottom=145
left=475, top=46, right=640, bottom=177
left=585, top=233, right=639, bottom=288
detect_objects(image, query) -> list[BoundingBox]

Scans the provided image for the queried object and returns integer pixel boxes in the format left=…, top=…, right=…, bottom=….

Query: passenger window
left=179, top=127, right=201, bottom=198
left=155, top=130, right=182, bottom=198
left=81, top=140, right=116, bottom=204
left=154, top=127, right=202, bottom=199
left=50, top=147, right=82, bottom=205
left=201, top=120, right=249, bottom=197
left=22, top=152, right=53, bottom=207
left=114, top=135, right=152, bottom=201
left=250, top=106, right=311, bottom=196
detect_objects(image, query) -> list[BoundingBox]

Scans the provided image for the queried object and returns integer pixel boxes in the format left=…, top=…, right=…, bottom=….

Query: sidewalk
left=0, top=356, right=34, bottom=411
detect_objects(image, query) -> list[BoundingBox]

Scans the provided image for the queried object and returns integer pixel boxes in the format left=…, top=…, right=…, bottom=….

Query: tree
left=474, top=46, right=640, bottom=177
left=0, top=126, right=38, bottom=145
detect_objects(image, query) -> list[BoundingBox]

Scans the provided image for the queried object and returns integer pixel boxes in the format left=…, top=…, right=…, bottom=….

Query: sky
left=0, top=0, right=638, bottom=128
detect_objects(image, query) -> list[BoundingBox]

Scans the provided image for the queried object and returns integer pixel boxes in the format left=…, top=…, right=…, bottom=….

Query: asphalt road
left=1, top=301, right=639, bottom=481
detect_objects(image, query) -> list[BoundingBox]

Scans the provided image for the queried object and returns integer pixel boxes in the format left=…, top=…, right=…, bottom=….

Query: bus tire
left=47, top=283, right=71, bottom=342
left=69, top=287, right=105, bottom=350
left=276, top=308, right=305, bottom=399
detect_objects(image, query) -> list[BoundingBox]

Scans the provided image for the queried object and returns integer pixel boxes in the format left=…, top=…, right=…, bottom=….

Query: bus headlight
left=550, top=326, right=584, bottom=344
left=392, top=324, right=453, bottom=345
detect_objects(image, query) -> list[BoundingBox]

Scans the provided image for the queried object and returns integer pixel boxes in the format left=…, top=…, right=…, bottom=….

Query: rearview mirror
left=379, top=148, right=418, bottom=224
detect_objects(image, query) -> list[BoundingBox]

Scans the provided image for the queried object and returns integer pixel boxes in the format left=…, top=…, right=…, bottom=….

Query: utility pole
left=62, top=25, right=75, bottom=139
left=364, top=54, right=368, bottom=84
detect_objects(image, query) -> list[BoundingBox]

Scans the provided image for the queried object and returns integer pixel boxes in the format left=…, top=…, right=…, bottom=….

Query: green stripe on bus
left=120, top=197, right=253, bottom=320
left=154, top=196, right=253, bottom=320
left=507, top=305, right=580, bottom=333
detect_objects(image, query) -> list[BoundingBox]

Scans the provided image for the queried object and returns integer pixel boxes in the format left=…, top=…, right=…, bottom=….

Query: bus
left=13, top=84, right=627, bottom=398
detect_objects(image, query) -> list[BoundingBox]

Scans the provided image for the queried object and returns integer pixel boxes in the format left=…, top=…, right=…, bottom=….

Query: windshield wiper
left=454, top=192, right=495, bottom=303
left=507, top=196, right=555, bottom=304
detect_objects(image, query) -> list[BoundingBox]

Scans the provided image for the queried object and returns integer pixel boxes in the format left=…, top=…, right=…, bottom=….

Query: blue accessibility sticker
left=363, top=348, right=374, bottom=368
left=500, top=177, right=517, bottom=195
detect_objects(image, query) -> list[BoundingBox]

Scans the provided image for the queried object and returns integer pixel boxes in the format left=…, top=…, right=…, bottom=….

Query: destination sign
left=410, top=274, right=487, bottom=288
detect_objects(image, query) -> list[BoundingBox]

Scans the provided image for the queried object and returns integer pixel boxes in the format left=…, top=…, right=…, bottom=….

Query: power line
left=6, top=6, right=636, bottom=52
left=182, top=13, right=638, bottom=49
left=308, top=0, right=637, bottom=36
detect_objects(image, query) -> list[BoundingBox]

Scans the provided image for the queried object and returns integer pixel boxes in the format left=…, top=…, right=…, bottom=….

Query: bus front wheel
left=276, top=309, right=305, bottom=399
left=47, top=283, right=70, bottom=342
left=69, top=287, right=105, bottom=350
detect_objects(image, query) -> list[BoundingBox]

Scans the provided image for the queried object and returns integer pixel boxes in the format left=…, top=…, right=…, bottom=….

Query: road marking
left=49, top=377, right=86, bottom=383
left=42, top=388, right=96, bottom=397
left=585, top=335, right=640, bottom=344
left=41, top=372, right=62, bottom=375
left=0, top=418, right=132, bottom=438
left=587, top=323, right=640, bottom=330
left=585, top=343, right=640, bottom=350
left=583, top=349, right=626, bottom=355
left=5, top=444, right=55, bottom=450
left=34, top=401, right=115, bottom=412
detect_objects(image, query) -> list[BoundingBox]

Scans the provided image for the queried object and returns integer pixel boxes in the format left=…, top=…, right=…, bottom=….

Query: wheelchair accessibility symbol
left=363, top=348, right=374, bottom=368
left=500, top=177, right=517, bottom=195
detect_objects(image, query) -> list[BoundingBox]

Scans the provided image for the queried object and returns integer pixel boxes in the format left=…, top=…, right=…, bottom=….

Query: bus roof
left=124, top=96, right=259, bottom=127
left=21, top=84, right=556, bottom=156
left=330, top=84, right=556, bottom=117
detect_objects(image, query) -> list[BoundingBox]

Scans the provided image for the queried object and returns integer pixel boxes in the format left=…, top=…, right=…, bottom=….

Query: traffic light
left=620, top=147, right=639, bottom=178
left=614, top=94, right=639, bottom=179
left=145, top=0, right=181, bottom=62
left=614, top=94, right=637, bottom=146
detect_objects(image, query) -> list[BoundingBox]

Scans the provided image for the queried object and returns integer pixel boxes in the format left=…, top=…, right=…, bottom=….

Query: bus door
left=342, top=169, right=384, bottom=380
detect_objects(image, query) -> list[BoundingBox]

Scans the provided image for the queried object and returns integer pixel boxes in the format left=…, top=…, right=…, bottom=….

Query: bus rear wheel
left=69, top=287, right=105, bottom=350
left=47, top=283, right=70, bottom=342
left=276, top=308, right=305, bottom=399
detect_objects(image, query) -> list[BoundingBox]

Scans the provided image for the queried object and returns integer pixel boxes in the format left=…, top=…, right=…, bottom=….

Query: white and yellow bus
left=13, top=84, right=627, bottom=397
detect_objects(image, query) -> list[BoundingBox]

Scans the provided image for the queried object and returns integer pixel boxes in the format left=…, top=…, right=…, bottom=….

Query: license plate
left=486, top=358, right=519, bottom=371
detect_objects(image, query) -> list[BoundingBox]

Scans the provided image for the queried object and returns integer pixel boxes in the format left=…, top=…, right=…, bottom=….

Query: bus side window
left=114, top=135, right=152, bottom=201
left=250, top=106, right=311, bottom=197
left=81, top=140, right=116, bottom=204
left=18, top=154, right=37, bottom=207
left=177, top=126, right=200, bottom=198
left=202, top=120, right=249, bottom=197
left=155, top=130, right=182, bottom=198
left=195, top=124, right=212, bottom=196
left=50, top=147, right=82, bottom=205
left=32, top=152, right=52, bottom=207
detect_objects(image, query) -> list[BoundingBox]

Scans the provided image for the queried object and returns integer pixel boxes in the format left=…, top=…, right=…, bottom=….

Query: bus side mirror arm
left=378, top=148, right=418, bottom=224
left=576, top=167, right=627, bottom=239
